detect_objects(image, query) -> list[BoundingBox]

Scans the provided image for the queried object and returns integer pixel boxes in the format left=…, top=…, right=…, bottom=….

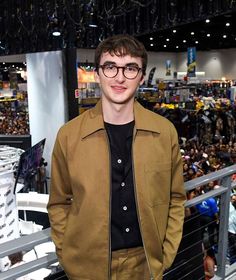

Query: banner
left=166, top=60, right=171, bottom=76
left=187, top=47, right=196, bottom=77
left=147, top=67, right=156, bottom=86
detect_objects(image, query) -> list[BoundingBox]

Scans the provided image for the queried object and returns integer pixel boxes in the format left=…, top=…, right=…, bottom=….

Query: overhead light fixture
left=207, top=33, right=211, bottom=37
left=176, top=46, right=179, bottom=48
left=52, top=29, right=61, bottom=36
left=223, top=35, right=227, bottom=38
left=195, top=41, right=199, bottom=44
left=150, top=43, right=154, bottom=46
left=88, top=24, right=98, bottom=28
left=183, top=40, right=186, bottom=43
left=205, top=19, right=210, bottom=23
left=164, top=44, right=167, bottom=47
left=173, top=29, right=176, bottom=33
left=166, top=38, right=170, bottom=41
left=191, top=32, right=194, bottom=35
left=226, top=22, right=230, bottom=26
left=150, top=37, right=153, bottom=40
left=88, top=7, right=98, bottom=28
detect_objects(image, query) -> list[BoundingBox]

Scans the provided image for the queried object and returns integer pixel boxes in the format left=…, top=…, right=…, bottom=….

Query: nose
left=115, top=68, right=125, bottom=82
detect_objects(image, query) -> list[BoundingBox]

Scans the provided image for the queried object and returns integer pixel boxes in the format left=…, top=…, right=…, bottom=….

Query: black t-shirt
left=105, top=120, right=143, bottom=251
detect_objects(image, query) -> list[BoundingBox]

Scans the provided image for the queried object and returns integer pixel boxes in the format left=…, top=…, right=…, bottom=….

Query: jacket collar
left=134, top=100, right=160, bottom=134
left=81, top=99, right=160, bottom=139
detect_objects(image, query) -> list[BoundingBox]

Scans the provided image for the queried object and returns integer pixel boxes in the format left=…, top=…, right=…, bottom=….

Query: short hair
left=95, top=34, right=148, bottom=75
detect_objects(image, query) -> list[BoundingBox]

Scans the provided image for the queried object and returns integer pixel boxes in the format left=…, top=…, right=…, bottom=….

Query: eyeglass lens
left=101, top=65, right=140, bottom=79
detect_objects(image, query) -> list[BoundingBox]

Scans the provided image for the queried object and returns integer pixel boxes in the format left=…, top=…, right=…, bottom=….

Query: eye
left=126, top=66, right=138, bottom=72
left=104, top=64, right=116, bottom=71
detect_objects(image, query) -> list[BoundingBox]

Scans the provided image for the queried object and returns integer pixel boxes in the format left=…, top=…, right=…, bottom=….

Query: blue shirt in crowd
left=196, top=198, right=218, bottom=217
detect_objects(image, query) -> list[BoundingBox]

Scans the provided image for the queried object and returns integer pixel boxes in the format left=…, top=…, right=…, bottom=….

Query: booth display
left=76, top=63, right=100, bottom=114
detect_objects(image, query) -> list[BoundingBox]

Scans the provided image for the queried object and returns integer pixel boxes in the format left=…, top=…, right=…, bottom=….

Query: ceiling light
left=207, top=33, right=211, bottom=37
left=226, top=22, right=230, bottom=26
left=183, top=40, right=186, bottom=43
left=191, top=32, right=194, bottom=35
left=166, top=38, right=170, bottom=41
left=205, top=19, right=210, bottom=23
left=52, top=30, right=61, bottom=36
left=150, top=37, right=153, bottom=40
left=164, top=44, right=167, bottom=47
left=195, top=41, right=199, bottom=44
left=150, top=43, right=154, bottom=46
left=173, top=29, right=176, bottom=33
left=88, top=24, right=98, bottom=28
left=223, top=35, right=227, bottom=38
left=3, top=62, right=5, bottom=64
left=176, top=46, right=179, bottom=48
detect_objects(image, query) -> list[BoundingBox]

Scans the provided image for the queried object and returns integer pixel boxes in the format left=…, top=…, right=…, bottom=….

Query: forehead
left=100, top=52, right=142, bottom=66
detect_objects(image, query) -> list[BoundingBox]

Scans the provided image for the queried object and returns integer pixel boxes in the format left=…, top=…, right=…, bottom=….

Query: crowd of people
left=0, top=100, right=29, bottom=135
left=173, top=136, right=236, bottom=279
left=180, top=137, right=236, bottom=182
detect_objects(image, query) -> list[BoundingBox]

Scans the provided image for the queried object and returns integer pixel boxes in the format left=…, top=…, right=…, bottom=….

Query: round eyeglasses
left=99, top=64, right=142, bottom=79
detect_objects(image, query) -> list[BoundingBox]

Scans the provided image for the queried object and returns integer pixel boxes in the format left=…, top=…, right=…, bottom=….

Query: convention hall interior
left=0, top=1, right=236, bottom=279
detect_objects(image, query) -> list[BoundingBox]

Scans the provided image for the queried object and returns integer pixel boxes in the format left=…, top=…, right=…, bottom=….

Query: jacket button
left=123, top=206, right=128, bottom=211
left=117, top=159, right=122, bottom=164
left=121, top=182, right=125, bottom=187
left=125, top=227, right=130, bottom=232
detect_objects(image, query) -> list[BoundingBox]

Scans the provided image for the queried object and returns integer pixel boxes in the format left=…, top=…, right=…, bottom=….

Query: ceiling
left=138, top=11, right=236, bottom=52
left=0, top=1, right=236, bottom=56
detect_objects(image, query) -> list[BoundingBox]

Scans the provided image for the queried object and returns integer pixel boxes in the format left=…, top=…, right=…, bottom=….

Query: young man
left=47, top=34, right=186, bottom=280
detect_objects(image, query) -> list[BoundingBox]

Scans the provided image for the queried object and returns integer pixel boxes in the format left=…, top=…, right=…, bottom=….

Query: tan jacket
left=47, top=100, right=186, bottom=280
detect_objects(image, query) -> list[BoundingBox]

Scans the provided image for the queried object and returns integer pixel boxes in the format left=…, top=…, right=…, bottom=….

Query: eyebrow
left=102, top=61, right=140, bottom=67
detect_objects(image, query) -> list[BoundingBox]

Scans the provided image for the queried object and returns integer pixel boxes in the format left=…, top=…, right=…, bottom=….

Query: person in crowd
left=195, top=196, right=219, bottom=248
left=47, top=34, right=186, bottom=280
left=8, top=252, right=30, bottom=280
left=204, top=247, right=216, bottom=280
left=228, top=193, right=236, bottom=264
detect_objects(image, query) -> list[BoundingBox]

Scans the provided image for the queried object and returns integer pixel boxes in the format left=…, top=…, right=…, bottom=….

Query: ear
left=139, top=74, right=145, bottom=86
left=94, top=70, right=100, bottom=83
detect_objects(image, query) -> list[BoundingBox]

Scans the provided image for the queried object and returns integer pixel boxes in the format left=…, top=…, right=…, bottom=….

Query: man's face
left=95, top=52, right=145, bottom=105
left=231, top=195, right=236, bottom=204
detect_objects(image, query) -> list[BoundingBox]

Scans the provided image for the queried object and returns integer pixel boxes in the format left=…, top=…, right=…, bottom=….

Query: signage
left=187, top=47, right=196, bottom=77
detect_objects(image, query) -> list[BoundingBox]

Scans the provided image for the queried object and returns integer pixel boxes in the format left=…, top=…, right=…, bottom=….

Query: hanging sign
left=166, top=60, right=171, bottom=76
left=187, top=47, right=196, bottom=77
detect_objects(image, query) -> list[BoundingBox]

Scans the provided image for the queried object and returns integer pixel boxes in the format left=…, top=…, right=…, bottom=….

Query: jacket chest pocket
left=144, top=162, right=171, bottom=207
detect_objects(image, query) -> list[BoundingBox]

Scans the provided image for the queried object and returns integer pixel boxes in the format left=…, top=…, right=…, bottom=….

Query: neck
left=102, top=98, right=134, bottom=124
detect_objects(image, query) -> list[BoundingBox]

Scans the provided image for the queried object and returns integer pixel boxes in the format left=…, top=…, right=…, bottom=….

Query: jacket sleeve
left=163, top=125, right=186, bottom=269
left=47, top=129, right=72, bottom=263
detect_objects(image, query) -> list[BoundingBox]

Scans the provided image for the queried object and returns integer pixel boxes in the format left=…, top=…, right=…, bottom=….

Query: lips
left=111, top=85, right=127, bottom=93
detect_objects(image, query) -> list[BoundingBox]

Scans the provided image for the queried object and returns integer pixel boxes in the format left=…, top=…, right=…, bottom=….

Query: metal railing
left=0, top=228, right=57, bottom=280
left=183, top=164, right=236, bottom=280
left=1, top=164, right=236, bottom=279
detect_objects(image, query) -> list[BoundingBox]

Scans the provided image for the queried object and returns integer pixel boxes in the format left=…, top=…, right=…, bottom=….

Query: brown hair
left=9, top=252, right=23, bottom=266
left=95, top=34, right=148, bottom=75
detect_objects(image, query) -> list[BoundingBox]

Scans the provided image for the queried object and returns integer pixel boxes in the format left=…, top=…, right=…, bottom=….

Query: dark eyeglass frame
left=98, top=64, right=142, bottom=79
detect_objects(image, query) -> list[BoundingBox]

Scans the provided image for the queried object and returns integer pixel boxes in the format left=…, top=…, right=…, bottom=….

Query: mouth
left=111, top=85, right=127, bottom=93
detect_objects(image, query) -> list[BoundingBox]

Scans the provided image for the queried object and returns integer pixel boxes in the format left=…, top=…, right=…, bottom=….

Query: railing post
left=216, top=175, right=232, bottom=279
